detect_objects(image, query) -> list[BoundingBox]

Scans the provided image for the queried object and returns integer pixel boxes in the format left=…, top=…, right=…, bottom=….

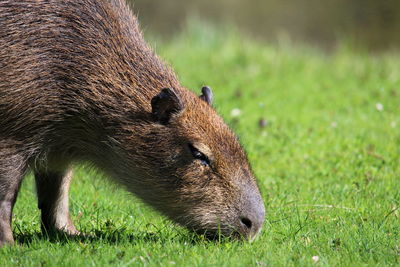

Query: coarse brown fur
left=0, top=0, right=265, bottom=246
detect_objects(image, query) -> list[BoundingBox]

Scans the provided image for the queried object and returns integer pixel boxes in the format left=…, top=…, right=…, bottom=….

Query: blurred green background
left=130, top=0, right=400, bottom=51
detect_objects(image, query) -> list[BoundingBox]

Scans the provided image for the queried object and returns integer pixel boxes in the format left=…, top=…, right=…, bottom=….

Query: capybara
left=0, top=0, right=265, bottom=245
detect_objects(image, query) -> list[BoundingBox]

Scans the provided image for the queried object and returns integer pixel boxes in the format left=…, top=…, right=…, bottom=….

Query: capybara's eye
left=188, top=144, right=210, bottom=166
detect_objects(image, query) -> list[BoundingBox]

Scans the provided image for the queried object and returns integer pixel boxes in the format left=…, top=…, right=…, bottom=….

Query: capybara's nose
left=237, top=192, right=265, bottom=240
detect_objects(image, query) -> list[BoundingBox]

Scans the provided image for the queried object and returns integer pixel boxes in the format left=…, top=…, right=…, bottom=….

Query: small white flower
left=331, top=121, right=337, bottom=128
left=391, top=121, right=396, bottom=128
left=230, top=108, right=241, bottom=117
left=376, top=103, right=384, bottom=111
left=312, top=256, right=319, bottom=263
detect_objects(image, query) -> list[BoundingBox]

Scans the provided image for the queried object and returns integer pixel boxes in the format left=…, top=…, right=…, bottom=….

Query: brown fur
left=0, top=0, right=264, bottom=245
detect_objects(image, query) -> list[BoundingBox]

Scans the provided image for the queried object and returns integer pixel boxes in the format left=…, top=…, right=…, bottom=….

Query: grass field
left=1, top=25, right=399, bottom=266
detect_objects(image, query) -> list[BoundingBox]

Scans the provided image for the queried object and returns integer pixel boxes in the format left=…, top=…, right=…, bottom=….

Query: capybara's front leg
left=35, top=167, right=79, bottom=236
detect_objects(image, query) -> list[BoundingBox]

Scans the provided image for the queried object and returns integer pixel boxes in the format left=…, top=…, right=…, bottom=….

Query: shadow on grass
left=13, top=228, right=222, bottom=246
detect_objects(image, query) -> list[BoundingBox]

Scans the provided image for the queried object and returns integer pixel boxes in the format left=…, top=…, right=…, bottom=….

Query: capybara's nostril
left=240, top=217, right=253, bottom=230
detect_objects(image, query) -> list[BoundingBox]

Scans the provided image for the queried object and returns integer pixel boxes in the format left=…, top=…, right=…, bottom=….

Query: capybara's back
left=0, top=0, right=265, bottom=246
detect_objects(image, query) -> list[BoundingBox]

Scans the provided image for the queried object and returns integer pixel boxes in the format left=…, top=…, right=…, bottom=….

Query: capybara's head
left=112, top=87, right=265, bottom=240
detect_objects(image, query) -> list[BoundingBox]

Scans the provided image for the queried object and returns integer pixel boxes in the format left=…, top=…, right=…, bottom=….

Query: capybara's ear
left=151, top=88, right=183, bottom=124
left=199, top=86, right=213, bottom=105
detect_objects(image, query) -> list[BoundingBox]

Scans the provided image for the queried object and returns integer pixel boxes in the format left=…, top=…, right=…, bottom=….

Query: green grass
left=2, top=25, right=400, bottom=266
